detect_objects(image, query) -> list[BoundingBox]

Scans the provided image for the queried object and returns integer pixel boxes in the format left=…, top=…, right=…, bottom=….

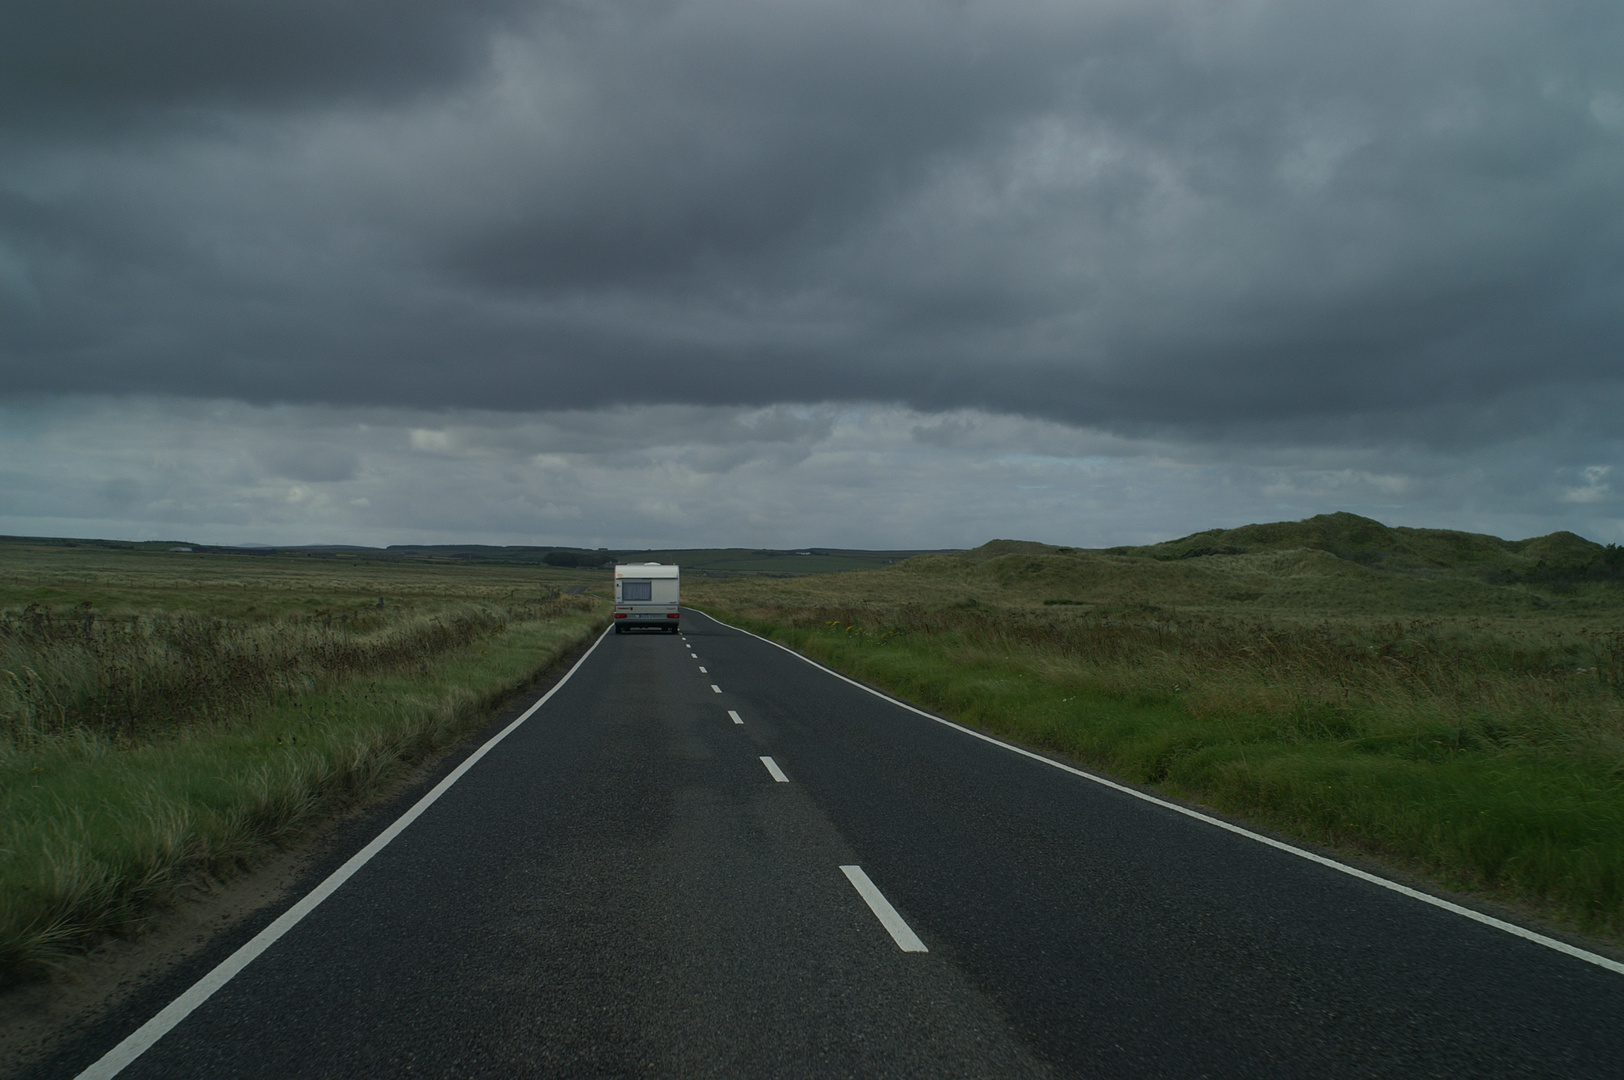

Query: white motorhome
left=612, top=563, right=681, bottom=633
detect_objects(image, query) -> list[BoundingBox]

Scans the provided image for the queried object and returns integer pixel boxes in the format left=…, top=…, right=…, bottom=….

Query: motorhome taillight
left=666, top=613, right=679, bottom=618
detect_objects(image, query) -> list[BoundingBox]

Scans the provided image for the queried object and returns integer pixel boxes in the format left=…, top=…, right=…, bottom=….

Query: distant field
left=0, top=535, right=951, bottom=578
left=0, top=538, right=606, bottom=617
left=617, top=547, right=949, bottom=575
left=0, top=541, right=606, bottom=985
left=688, top=514, right=1624, bottom=944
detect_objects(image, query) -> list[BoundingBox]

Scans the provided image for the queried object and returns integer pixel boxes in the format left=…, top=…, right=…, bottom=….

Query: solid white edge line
left=74, top=623, right=618, bottom=1080
left=689, top=609, right=1624, bottom=978
left=728, top=710, right=744, bottom=725
left=760, top=756, right=790, bottom=783
left=841, top=865, right=928, bottom=952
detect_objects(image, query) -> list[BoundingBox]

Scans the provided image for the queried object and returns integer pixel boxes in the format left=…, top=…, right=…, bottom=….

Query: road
left=38, top=610, right=1624, bottom=1078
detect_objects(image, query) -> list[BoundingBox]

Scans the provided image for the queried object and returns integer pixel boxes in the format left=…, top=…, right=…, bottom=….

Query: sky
left=2, top=0, right=1621, bottom=550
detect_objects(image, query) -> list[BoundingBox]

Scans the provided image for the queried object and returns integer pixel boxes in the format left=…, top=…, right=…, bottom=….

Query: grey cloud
left=1, top=0, right=1622, bottom=458
left=0, top=1, right=530, bottom=136
left=444, top=4, right=1061, bottom=293
left=263, top=445, right=361, bottom=483
left=99, top=476, right=141, bottom=507
left=401, top=404, right=836, bottom=471
left=911, top=416, right=977, bottom=448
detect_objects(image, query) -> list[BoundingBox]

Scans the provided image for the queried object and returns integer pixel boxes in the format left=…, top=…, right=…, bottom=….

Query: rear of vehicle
left=613, top=563, right=680, bottom=633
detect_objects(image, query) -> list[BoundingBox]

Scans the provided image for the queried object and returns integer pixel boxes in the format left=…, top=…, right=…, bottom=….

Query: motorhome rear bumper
left=613, top=608, right=680, bottom=628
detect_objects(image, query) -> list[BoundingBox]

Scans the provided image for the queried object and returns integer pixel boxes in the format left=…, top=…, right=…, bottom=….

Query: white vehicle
left=613, top=563, right=680, bottom=633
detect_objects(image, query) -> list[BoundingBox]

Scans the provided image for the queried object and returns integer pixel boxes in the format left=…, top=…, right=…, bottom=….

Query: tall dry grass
left=0, top=596, right=591, bottom=749
left=1, top=593, right=603, bottom=984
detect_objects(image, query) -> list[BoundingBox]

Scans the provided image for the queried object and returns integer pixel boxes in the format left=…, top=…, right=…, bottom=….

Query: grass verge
left=0, top=609, right=603, bottom=987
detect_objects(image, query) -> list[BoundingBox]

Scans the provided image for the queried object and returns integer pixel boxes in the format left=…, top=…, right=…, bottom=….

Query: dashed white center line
left=727, top=710, right=743, bottom=724
left=710, top=684, right=722, bottom=694
left=760, top=756, right=789, bottom=783
left=690, top=653, right=698, bottom=659
left=841, top=865, right=928, bottom=952
left=698, top=666, right=707, bottom=673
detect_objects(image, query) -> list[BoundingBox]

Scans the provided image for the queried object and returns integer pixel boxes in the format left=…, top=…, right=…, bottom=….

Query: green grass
left=689, top=517, right=1624, bottom=944
left=0, top=542, right=607, bottom=986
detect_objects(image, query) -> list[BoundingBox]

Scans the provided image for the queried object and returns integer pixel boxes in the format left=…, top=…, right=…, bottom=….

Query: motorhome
left=612, top=563, right=680, bottom=633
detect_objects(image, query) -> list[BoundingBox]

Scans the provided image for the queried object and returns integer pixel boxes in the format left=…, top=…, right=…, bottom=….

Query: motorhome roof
left=614, top=563, right=679, bottom=577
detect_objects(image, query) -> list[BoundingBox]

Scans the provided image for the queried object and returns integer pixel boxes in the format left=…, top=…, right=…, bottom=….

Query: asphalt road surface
left=39, top=610, right=1624, bottom=1078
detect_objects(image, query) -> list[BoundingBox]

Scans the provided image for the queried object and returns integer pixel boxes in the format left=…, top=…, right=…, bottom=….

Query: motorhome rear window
left=622, top=580, right=652, bottom=601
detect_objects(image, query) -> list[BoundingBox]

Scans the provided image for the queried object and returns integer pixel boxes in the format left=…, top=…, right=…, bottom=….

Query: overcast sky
left=3, top=0, right=1621, bottom=549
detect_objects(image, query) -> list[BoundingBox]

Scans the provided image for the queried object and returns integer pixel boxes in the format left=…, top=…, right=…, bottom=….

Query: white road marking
left=841, top=865, right=928, bottom=952
left=690, top=653, right=698, bottom=659
left=73, top=625, right=617, bottom=1080
left=760, top=756, right=789, bottom=782
left=699, top=666, right=707, bottom=673
left=711, top=684, right=722, bottom=693
left=701, top=612, right=1624, bottom=978
left=728, top=710, right=744, bottom=724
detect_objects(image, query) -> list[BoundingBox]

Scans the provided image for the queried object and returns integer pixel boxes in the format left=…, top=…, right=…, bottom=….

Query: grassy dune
left=0, top=544, right=606, bottom=985
left=688, top=514, right=1624, bottom=943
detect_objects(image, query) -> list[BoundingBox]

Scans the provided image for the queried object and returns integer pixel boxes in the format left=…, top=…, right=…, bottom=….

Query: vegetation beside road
left=0, top=543, right=605, bottom=986
left=688, top=514, right=1624, bottom=945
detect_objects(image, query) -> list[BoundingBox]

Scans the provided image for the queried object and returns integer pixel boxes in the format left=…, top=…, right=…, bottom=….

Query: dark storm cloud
left=3, top=0, right=1623, bottom=448
left=0, top=0, right=530, bottom=132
